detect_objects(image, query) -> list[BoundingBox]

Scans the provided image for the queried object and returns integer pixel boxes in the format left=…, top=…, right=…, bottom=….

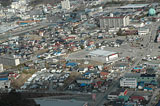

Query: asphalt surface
left=147, top=88, right=160, bottom=106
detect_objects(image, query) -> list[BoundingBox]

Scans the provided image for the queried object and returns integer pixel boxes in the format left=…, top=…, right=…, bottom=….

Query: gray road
left=147, top=88, right=160, bottom=106
left=94, top=80, right=119, bottom=106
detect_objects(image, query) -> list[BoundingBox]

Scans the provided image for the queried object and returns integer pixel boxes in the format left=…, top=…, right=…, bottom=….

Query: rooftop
left=101, top=16, right=125, bottom=19
left=141, top=74, right=156, bottom=77
left=120, top=4, right=149, bottom=9
left=89, top=49, right=117, bottom=57
left=114, top=62, right=129, bottom=67
left=124, top=73, right=141, bottom=78
left=109, top=92, right=119, bottom=95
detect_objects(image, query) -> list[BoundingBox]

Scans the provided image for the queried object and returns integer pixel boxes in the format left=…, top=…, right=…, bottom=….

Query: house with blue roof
left=66, top=62, right=77, bottom=67
left=0, top=75, right=10, bottom=89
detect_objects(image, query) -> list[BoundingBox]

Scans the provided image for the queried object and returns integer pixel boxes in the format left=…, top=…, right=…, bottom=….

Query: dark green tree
left=0, top=0, right=12, bottom=7
left=0, top=90, right=38, bottom=106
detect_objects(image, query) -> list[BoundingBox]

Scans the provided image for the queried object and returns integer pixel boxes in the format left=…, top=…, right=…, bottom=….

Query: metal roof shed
left=88, top=49, right=118, bottom=62
left=89, top=49, right=117, bottom=57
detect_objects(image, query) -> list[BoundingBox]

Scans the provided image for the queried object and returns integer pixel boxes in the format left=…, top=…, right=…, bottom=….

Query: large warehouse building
left=88, top=49, right=119, bottom=62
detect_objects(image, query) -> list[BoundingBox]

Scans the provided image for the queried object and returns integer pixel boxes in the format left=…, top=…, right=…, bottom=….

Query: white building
left=107, top=92, right=119, bottom=101
left=19, top=0, right=27, bottom=5
left=0, top=64, right=3, bottom=72
left=120, top=78, right=137, bottom=88
left=0, top=78, right=10, bottom=89
left=130, top=22, right=145, bottom=28
left=0, top=74, right=10, bottom=89
left=11, top=2, right=21, bottom=9
left=0, top=55, right=20, bottom=66
left=88, top=49, right=118, bottom=62
left=100, top=15, right=130, bottom=29
left=138, top=28, right=150, bottom=35
left=61, top=0, right=70, bottom=10
left=19, top=6, right=27, bottom=12
left=8, top=8, right=16, bottom=13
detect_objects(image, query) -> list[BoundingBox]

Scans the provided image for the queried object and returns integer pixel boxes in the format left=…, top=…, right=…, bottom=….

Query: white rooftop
left=89, top=49, right=117, bottom=57
left=120, top=4, right=149, bottom=9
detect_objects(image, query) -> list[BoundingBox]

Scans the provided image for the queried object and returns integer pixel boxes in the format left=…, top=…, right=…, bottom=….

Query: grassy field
left=11, top=73, right=32, bottom=88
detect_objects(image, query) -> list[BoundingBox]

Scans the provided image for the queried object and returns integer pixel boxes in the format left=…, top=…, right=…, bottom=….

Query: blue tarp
left=144, top=87, right=152, bottom=90
left=80, top=83, right=86, bottom=87
left=54, top=52, right=61, bottom=55
left=0, top=78, right=8, bottom=81
left=66, top=62, right=77, bottom=67
left=20, top=23, right=28, bottom=25
left=37, top=55, right=41, bottom=58
left=84, top=72, right=90, bottom=75
left=134, top=67, right=143, bottom=70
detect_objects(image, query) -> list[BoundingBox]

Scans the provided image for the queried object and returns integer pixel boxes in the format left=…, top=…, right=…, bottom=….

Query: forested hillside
left=0, top=0, right=12, bottom=7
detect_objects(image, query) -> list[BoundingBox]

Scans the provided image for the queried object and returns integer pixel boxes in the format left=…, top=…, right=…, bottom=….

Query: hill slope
left=0, top=0, right=12, bottom=7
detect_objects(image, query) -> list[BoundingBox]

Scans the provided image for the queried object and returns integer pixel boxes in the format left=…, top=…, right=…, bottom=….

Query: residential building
left=0, top=77, right=10, bottom=89
left=61, top=0, right=70, bottom=10
left=76, top=78, right=93, bottom=84
left=108, top=89, right=127, bottom=101
left=11, top=2, right=21, bottom=9
left=119, top=4, right=149, bottom=9
left=138, top=28, right=150, bottom=35
left=113, top=62, right=129, bottom=71
left=0, top=55, right=20, bottom=66
left=120, top=78, right=137, bottom=88
left=124, top=101, right=137, bottom=106
left=83, top=71, right=99, bottom=79
left=108, top=92, right=119, bottom=101
left=0, top=74, right=10, bottom=89
left=100, top=71, right=108, bottom=79
left=131, top=96, right=145, bottom=102
left=100, top=15, right=129, bottom=29
left=0, top=64, right=3, bottom=72
left=138, top=74, right=157, bottom=84
left=157, top=33, right=160, bottom=42
left=19, top=0, right=27, bottom=5
left=122, top=73, right=157, bottom=85
left=78, top=68, right=88, bottom=74
left=124, top=73, right=141, bottom=79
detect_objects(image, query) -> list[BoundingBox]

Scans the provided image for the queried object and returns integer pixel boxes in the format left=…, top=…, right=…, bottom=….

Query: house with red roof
left=131, top=96, right=145, bottom=102
left=100, top=71, right=109, bottom=79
